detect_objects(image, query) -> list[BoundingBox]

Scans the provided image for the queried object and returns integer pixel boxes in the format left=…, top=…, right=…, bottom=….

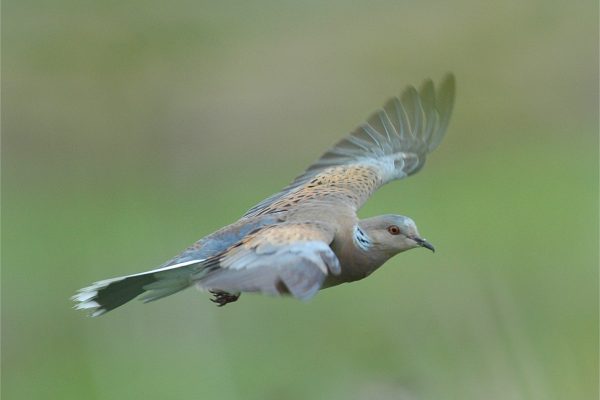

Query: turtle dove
left=73, top=75, right=455, bottom=316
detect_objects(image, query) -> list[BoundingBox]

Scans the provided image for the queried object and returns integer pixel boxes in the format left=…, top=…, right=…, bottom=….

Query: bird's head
left=357, top=214, right=435, bottom=256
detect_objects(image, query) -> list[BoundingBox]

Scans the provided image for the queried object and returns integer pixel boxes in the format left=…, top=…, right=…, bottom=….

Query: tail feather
left=72, top=259, right=203, bottom=317
left=138, top=278, right=191, bottom=303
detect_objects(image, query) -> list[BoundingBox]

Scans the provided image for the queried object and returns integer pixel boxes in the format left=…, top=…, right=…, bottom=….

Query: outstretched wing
left=197, top=222, right=341, bottom=300
left=244, top=74, right=455, bottom=217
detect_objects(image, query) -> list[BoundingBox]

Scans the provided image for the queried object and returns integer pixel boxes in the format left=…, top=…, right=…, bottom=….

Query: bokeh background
left=2, top=1, right=598, bottom=399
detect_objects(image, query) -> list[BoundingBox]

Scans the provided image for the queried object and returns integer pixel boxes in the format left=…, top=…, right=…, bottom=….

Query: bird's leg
left=209, top=290, right=241, bottom=306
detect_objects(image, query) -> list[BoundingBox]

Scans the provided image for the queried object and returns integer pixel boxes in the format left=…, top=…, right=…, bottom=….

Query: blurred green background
left=2, top=1, right=598, bottom=399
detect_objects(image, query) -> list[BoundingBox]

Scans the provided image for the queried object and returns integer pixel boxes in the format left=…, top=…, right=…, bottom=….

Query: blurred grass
left=2, top=0, right=598, bottom=399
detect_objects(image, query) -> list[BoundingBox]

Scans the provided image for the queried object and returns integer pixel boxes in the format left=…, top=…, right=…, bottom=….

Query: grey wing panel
left=160, top=214, right=281, bottom=267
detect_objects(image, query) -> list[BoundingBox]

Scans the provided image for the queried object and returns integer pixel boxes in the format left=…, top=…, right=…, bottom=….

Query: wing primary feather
left=400, top=86, right=419, bottom=137
left=411, top=87, right=425, bottom=140
left=378, top=109, right=397, bottom=146
left=419, top=79, right=435, bottom=143
left=392, top=97, right=410, bottom=142
left=430, top=73, right=456, bottom=151
left=345, top=133, right=378, bottom=152
left=359, top=123, right=387, bottom=154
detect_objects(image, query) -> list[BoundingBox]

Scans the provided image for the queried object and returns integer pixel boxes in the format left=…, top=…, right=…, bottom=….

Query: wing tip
left=441, top=72, right=456, bottom=89
left=427, top=73, right=456, bottom=152
left=438, top=73, right=456, bottom=110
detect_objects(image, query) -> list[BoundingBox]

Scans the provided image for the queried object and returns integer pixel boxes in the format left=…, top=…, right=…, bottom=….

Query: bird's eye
left=387, top=225, right=401, bottom=235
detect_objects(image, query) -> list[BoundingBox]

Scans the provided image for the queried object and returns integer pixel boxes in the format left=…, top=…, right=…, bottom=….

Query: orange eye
left=387, top=225, right=401, bottom=235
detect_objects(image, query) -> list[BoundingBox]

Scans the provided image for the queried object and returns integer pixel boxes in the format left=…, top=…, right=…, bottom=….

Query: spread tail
left=72, top=259, right=203, bottom=317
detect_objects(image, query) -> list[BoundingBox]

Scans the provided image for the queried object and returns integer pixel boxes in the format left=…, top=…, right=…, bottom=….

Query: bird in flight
left=73, top=75, right=455, bottom=316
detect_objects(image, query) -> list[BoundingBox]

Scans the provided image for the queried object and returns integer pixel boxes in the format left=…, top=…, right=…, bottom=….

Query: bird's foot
left=209, top=290, right=240, bottom=307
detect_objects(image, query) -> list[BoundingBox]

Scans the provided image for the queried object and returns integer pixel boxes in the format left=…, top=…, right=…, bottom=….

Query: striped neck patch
left=353, top=225, right=372, bottom=252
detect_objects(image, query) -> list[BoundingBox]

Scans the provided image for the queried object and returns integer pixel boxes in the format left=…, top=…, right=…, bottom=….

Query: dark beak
left=414, top=237, right=435, bottom=252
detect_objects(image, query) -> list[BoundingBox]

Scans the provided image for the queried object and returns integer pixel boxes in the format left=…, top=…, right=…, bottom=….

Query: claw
left=209, top=290, right=240, bottom=306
